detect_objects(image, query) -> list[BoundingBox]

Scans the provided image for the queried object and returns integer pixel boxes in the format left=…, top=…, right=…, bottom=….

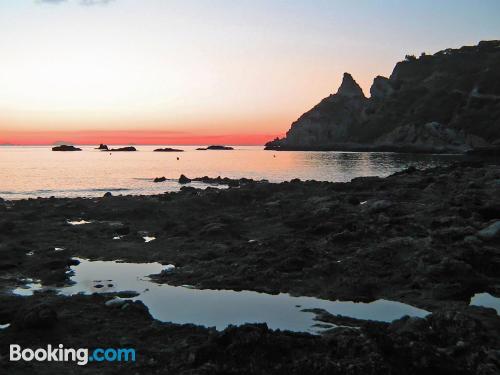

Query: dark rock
left=154, top=148, right=184, bottom=152
left=466, top=147, right=500, bottom=157
left=52, top=145, right=82, bottom=152
left=106, top=146, right=137, bottom=152
left=348, top=196, right=360, bottom=205
left=196, top=145, right=234, bottom=150
left=278, top=257, right=306, bottom=272
left=178, top=174, right=191, bottom=184
left=477, top=204, right=500, bottom=220
left=199, top=222, right=228, bottom=236
left=154, top=177, right=167, bottom=183
left=17, top=304, right=58, bottom=329
left=0, top=221, right=15, bottom=233
left=368, top=200, right=393, bottom=213
left=103, top=192, right=113, bottom=197
left=96, top=144, right=108, bottom=150
left=115, top=226, right=130, bottom=235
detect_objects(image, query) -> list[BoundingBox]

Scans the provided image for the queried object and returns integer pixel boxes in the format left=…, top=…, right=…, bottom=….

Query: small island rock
left=52, top=145, right=82, bottom=152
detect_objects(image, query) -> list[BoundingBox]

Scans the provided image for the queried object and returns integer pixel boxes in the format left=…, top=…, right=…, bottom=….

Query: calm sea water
left=0, top=145, right=463, bottom=200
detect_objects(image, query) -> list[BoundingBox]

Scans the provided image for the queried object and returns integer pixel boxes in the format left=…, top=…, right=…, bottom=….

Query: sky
left=1, top=0, right=500, bottom=145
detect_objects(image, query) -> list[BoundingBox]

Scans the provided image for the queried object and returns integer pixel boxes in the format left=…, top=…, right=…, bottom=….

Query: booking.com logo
left=10, top=344, right=136, bottom=366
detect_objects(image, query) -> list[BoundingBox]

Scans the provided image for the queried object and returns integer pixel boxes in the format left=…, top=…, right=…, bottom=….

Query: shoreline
left=1, top=161, right=500, bottom=373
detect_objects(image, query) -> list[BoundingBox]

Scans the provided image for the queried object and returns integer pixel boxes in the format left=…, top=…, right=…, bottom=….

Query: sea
left=0, top=145, right=464, bottom=200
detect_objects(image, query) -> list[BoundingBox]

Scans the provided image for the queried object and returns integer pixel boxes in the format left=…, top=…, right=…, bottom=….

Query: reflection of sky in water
left=43, top=258, right=430, bottom=333
left=470, top=293, right=500, bottom=314
left=0, top=146, right=463, bottom=199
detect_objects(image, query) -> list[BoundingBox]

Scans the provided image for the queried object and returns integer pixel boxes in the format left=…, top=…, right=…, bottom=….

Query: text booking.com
left=10, top=344, right=136, bottom=366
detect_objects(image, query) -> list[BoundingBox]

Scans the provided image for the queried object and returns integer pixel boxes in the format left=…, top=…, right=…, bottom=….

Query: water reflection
left=470, top=293, right=500, bottom=314
left=14, top=258, right=430, bottom=333
left=0, top=146, right=463, bottom=199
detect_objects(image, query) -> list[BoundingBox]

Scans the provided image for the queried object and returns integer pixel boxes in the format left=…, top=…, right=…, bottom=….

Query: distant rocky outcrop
left=196, top=145, right=234, bottom=150
left=96, top=144, right=108, bottom=150
left=52, top=145, right=82, bottom=152
left=266, top=40, right=500, bottom=153
left=154, top=147, right=184, bottom=152
left=178, top=174, right=191, bottom=184
left=106, top=147, right=137, bottom=152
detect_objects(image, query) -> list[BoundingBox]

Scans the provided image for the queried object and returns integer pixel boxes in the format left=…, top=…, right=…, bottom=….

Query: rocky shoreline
left=1, top=162, right=500, bottom=374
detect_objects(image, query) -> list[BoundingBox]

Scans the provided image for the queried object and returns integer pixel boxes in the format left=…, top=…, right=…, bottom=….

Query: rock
left=154, top=148, right=184, bottom=152
left=115, top=226, right=130, bottom=236
left=52, top=145, right=82, bottom=151
left=374, top=122, right=470, bottom=153
left=477, top=221, right=500, bottom=240
left=96, top=144, right=108, bottom=150
left=154, top=177, right=167, bottom=183
left=368, top=200, right=392, bottom=213
left=477, top=204, right=500, bottom=220
left=103, top=192, right=113, bottom=198
left=197, top=145, right=234, bottom=150
left=105, top=298, right=128, bottom=308
left=106, top=146, right=137, bottom=152
left=337, top=72, right=365, bottom=97
left=0, top=221, right=15, bottom=234
left=370, top=75, right=394, bottom=100
left=178, top=174, right=191, bottom=184
left=278, top=257, right=306, bottom=272
left=265, top=72, right=367, bottom=150
left=160, top=264, right=176, bottom=275
left=17, top=304, right=58, bottom=329
left=466, top=147, right=500, bottom=157
left=200, top=222, right=228, bottom=236
left=116, top=291, right=140, bottom=298
left=347, top=196, right=360, bottom=205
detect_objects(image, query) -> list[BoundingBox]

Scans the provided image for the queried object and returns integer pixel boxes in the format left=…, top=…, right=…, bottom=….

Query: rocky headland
left=266, top=41, right=500, bottom=153
left=1, top=161, right=499, bottom=373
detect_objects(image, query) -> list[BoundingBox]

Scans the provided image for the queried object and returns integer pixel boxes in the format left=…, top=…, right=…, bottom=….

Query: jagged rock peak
left=336, top=73, right=365, bottom=98
left=370, top=76, right=393, bottom=100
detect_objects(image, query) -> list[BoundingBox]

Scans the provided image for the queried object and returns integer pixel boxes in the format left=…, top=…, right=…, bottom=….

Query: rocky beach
left=1, top=160, right=499, bottom=374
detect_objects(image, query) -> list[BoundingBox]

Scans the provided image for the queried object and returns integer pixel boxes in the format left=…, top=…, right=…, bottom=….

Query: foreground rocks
left=1, top=162, right=500, bottom=373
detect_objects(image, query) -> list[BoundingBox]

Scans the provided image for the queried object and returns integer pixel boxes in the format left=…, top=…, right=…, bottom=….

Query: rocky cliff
left=266, top=40, right=500, bottom=153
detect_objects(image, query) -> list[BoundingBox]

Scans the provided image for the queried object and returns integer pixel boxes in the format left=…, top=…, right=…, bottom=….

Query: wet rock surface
left=1, top=162, right=500, bottom=373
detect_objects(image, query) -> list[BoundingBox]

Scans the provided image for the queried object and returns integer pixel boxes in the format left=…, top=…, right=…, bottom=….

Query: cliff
left=266, top=40, right=500, bottom=153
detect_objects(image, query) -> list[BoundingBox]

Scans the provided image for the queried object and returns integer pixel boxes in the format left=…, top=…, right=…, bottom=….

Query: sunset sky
left=1, top=0, right=500, bottom=145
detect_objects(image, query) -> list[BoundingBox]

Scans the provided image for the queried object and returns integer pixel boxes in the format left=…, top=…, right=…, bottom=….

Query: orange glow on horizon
left=0, top=130, right=282, bottom=146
